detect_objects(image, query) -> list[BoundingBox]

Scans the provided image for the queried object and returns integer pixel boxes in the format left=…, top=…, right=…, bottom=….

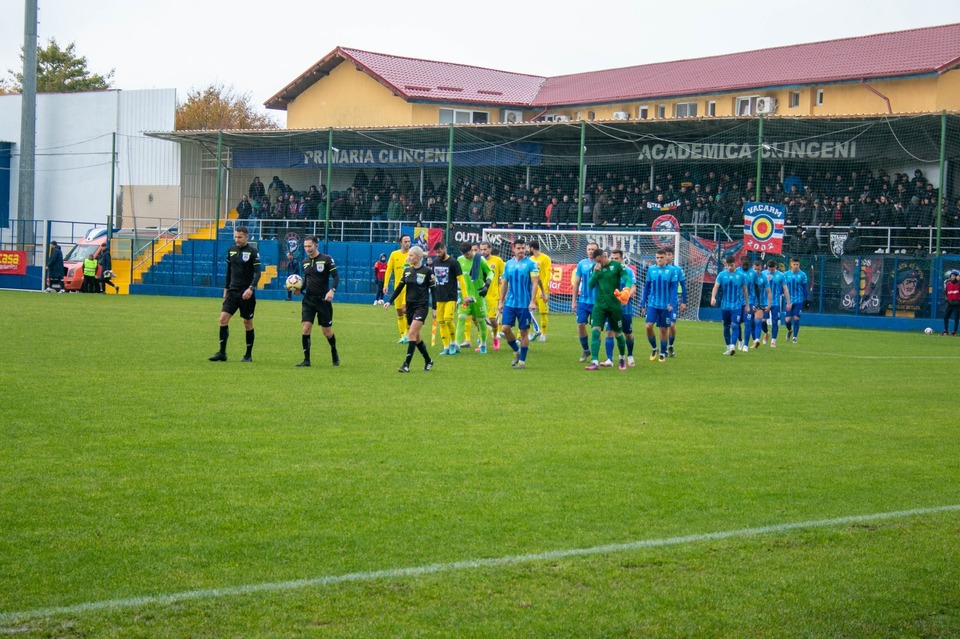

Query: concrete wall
left=0, top=89, right=179, bottom=235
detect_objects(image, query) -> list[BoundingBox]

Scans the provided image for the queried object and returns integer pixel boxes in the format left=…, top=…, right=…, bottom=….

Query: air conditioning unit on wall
left=613, top=111, right=629, bottom=120
left=756, top=97, right=777, bottom=114
left=501, top=110, right=523, bottom=123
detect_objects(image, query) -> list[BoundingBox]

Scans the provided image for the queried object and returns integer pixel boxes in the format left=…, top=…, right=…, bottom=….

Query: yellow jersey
left=532, top=252, right=552, bottom=295
left=485, top=254, right=506, bottom=304
left=384, top=249, right=408, bottom=291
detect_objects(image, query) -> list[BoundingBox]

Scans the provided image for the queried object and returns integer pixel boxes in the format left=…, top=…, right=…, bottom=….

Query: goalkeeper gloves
left=478, top=283, right=489, bottom=298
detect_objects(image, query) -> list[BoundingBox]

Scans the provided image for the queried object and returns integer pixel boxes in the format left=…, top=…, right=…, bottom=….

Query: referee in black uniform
left=209, top=226, right=261, bottom=362
left=295, top=235, right=340, bottom=367
left=383, top=245, right=436, bottom=372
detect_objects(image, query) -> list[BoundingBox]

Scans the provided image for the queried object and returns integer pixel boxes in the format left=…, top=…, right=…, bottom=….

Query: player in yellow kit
left=479, top=241, right=505, bottom=350
left=528, top=239, right=551, bottom=342
left=383, top=234, right=411, bottom=343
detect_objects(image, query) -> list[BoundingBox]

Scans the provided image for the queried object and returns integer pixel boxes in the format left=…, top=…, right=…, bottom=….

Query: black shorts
left=221, top=290, right=256, bottom=320
left=302, top=296, right=333, bottom=327
left=406, top=304, right=430, bottom=325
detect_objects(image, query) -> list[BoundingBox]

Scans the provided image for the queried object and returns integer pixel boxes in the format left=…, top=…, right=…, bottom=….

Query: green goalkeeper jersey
left=588, top=260, right=626, bottom=310
left=457, top=254, right=492, bottom=298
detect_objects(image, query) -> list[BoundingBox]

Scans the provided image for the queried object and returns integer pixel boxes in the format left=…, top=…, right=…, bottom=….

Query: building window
left=674, top=102, right=698, bottom=118
left=439, top=108, right=489, bottom=124
left=789, top=92, right=800, bottom=108
left=588, top=111, right=596, bottom=121
left=735, top=96, right=759, bottom=116
left=656, top=105, right=666, bottom=119
left=637, top=106, right=649, bottom=120
left=706, top=101, right=716, bottom=117
left=816, top=89, right=824, bottom=106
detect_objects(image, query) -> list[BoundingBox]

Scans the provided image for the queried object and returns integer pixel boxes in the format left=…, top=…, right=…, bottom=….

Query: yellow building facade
left=286, top=66, right=960, bottom=130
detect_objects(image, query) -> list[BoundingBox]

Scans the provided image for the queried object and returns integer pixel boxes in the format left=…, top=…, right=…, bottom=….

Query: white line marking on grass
left=778, top=350, right=960, bottom=360
left=2, top=504, right=958, bottom=623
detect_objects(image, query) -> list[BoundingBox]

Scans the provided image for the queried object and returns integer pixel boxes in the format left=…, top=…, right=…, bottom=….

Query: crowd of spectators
left=239, top=166, right=960, bottom=254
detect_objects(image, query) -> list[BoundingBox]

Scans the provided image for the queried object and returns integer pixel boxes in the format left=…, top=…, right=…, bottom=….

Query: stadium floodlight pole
left=936, top=110, right=946, bottom=255
left=18, top=0, right=38, bottom=261
left=577, top=121, right=586, bottom=229
left=755, top=114, right=763, bottom=202
left=446, top=124, right=454, bottom=242
left=325, top=129, right=333, bottom=245
left=108, top=132, right=116, bottom=245
left=214, top=131, right=223, bottom=234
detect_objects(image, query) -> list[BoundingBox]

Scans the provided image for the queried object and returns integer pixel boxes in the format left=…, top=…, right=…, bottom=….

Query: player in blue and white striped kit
left=570, top=241, right=599, bottom=362
left=736, top=256, right=758, bottom=352
left=750, top=259, right=772, bottom=348
left=664, top=247, right=687, bottom=358
left=782, top=257, right=809, bottom=343
left=711, top=256, right=749, bottom=355
left=641, top=248, right=679, bottom=363
left=763, top=260, right=791, bottom=347
left=498, top=239, right=540, bottom=368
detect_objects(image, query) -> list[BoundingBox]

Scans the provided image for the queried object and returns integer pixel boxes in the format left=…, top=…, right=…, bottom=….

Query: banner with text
left=743, top=201, right=785, bottom=254
left=233, top=143, right=543, bottom=169
left=840, top=257, right=884, bottom=314
left=0, top=250, right=27, bottom=275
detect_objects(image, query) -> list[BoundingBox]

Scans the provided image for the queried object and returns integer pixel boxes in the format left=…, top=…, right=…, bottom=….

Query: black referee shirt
left=225, top=243, right=261, bottom=291
left=301, top=253, right=339, bottom=298
left=390, top=264, right=435, bottom=309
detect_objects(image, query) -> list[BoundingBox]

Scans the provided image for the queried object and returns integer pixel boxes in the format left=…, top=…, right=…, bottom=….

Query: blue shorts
left=721, top=309, right=742, bottom=325
left=501, top=306, right=533, bottom=331
left=576, top=302, right=594, bottom=325
left=788, top=303, right=803, bottom=319
left=645, top=307, right=670, bottom=328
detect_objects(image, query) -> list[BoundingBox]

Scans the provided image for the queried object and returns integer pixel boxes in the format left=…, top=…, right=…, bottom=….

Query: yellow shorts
left=435, top=300, right=457, bottom=324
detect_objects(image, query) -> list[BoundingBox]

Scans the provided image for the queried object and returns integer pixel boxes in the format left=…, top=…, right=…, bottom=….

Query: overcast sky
left=2, top=0, right=959, bottom=127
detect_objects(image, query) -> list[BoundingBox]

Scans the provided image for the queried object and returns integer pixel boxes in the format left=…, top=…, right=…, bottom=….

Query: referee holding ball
left=295, top=235, right=340, bottom=367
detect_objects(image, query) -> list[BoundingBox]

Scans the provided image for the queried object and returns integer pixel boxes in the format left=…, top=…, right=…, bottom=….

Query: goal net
left=481, top=228, right=705, bottom=321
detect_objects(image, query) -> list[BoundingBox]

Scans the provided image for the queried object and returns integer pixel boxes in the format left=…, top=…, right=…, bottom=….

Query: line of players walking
left=207, top=226, right=809, bottom=369
left=711, top=254, right=809, bottom=355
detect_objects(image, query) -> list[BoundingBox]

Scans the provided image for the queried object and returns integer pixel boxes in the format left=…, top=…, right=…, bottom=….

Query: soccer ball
left=285, top=274, right=303, bottom=292
left=924, top=327, right=933, bottom=335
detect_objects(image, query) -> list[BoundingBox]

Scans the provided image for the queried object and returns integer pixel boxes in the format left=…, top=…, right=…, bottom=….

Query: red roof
left=266, top=23, right=960, bottom=111
left=535, top=23, right=960, bottom=106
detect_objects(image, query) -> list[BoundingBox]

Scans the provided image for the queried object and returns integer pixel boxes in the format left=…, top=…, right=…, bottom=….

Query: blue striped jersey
left=643, top=264, right=678, bottom=309
left=716, top=269, right=747, bottom=311
left=502, top=257, right=539, bottom=308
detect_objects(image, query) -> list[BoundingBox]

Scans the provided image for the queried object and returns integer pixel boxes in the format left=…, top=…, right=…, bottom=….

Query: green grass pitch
left=1, top=290, right=959, bottom=638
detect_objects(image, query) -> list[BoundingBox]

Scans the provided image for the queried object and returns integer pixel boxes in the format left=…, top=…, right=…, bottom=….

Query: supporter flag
left=402, top=225, right=444, bottom=253
left=743, top=201, right=785, bottom=254
left=647, top=199, right=681, bottom=213
left=689, top=237, right=746, bottom=284
left=840, top=257, right=884, bottom=314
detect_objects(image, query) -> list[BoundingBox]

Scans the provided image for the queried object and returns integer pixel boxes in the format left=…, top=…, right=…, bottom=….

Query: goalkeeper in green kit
left=455, top=242, right=493, bottom=354
left=586, top=247, right=628, bottom=371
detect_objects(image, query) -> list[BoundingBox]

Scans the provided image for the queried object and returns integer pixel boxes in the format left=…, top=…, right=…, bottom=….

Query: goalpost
left=481, top=228, right=706, bottom=321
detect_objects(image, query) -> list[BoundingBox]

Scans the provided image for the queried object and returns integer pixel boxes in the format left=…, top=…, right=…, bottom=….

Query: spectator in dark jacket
left=842, top=226, right=861, bottom=255
left=236, top=195, right=253, bottom=220
left=46, top=241, right=65, bottom=292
